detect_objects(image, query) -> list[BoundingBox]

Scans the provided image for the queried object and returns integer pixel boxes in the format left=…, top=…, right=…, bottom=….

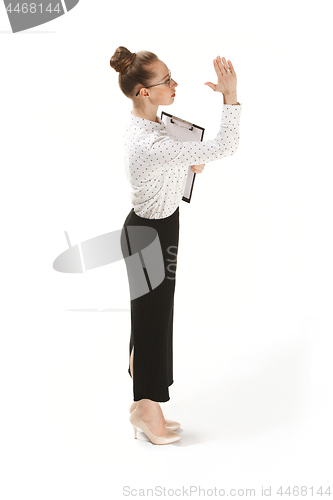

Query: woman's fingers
left=218, top=56, right=235, bottom=76
left=204, top=81, right=216, bottom=91
left=225, top=58, right=236, bottom=77
left=217, top=56, right=226, bottom=76
left=207, top=56, right=236, bottom=93
left=221, top=56, right=231, bottom=75
left=214, top=57, right=224, bottom=78
left=215, top=56, right=231, bottom=80
left=227, top=59, right=235, bottom=76
left=191, top=164, right=205, bottom=173
left=223, top=56, right=231, bottom=70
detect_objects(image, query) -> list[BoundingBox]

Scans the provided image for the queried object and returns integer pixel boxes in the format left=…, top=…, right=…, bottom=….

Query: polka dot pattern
left=123, top=103, right=242, bottom=219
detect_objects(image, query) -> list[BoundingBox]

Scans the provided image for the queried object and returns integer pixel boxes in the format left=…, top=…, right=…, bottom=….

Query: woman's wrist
left=223, top=92, right=238, bottom=105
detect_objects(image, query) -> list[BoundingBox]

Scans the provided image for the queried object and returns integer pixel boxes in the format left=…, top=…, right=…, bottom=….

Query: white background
left=1, top=0, right=332, bottom=498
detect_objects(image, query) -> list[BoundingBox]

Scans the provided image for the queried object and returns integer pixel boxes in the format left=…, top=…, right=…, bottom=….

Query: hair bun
left=110, top=46, right=137, bottom=74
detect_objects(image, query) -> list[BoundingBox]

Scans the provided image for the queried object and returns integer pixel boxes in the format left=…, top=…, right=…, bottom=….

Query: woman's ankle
left=137, top=399, right=158, bottom=410
left=137, top=399, right=161, bottom=417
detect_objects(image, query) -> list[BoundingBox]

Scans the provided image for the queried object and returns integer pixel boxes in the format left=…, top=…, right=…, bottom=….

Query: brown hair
left=110, top=46, right=158, bottom=99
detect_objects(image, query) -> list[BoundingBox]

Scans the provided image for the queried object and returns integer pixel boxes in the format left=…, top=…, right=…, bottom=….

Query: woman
left=110, top=46, right=242, bottom=445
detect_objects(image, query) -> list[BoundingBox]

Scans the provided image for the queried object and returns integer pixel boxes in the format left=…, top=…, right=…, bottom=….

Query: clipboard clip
left=170, top=118, right=194, bottom=131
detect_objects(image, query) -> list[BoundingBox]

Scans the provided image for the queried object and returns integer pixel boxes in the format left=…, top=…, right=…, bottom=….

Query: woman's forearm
left=223, top=92, right=238, bottom=105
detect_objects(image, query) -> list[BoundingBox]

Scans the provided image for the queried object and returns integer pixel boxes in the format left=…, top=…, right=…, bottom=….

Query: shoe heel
left=129, top=408, right=181, bottom=445
left=132, top=424, right=137, bottom=439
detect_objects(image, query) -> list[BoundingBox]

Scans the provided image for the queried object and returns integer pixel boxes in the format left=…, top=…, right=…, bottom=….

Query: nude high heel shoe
left=129, top=402, right=181, bottom=431
left=129, top=408, right=181, bottom=445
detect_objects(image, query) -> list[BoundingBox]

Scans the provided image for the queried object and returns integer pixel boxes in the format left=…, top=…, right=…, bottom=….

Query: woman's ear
left=138, top=88, right=149, bottom=98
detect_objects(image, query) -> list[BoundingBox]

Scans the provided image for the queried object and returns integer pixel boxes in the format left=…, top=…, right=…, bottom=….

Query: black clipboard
left=161, top=111, right=205, bottom=203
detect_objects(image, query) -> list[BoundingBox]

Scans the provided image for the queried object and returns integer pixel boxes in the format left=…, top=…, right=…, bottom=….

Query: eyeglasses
left=135, top=70, right=171, bottom=97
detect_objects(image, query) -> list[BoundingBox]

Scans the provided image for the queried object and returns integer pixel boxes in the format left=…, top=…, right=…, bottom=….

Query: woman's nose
left=171, top=79, right=178, bottom=88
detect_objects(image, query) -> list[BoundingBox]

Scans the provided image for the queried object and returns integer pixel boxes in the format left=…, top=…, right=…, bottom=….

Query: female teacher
left=110, top=46, right=242, bottom=445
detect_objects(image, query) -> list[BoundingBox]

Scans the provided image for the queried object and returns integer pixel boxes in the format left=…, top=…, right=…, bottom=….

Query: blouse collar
left=129, top=112, right=164, bottom=132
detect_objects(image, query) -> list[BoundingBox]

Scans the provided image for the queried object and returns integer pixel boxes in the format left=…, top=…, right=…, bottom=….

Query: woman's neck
left=131, top=104, right=159, bottom=123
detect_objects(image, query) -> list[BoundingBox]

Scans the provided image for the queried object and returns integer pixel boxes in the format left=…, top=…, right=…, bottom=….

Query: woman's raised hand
left=204, top=56, right=237, bottom=95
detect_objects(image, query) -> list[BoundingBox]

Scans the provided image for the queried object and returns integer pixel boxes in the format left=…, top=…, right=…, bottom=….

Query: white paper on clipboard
left=161, top=111, right=205, bottom=203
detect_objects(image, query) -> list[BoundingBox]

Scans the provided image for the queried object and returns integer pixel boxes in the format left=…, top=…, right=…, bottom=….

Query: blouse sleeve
left=147, top=102, right=242, bottom=168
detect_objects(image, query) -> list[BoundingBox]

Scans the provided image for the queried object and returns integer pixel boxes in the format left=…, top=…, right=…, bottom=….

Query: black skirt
left=120, top=206, right=180, bottom=402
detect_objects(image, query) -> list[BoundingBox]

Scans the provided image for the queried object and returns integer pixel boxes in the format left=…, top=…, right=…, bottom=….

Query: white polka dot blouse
left=123, top=101, right=242, bottom=219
